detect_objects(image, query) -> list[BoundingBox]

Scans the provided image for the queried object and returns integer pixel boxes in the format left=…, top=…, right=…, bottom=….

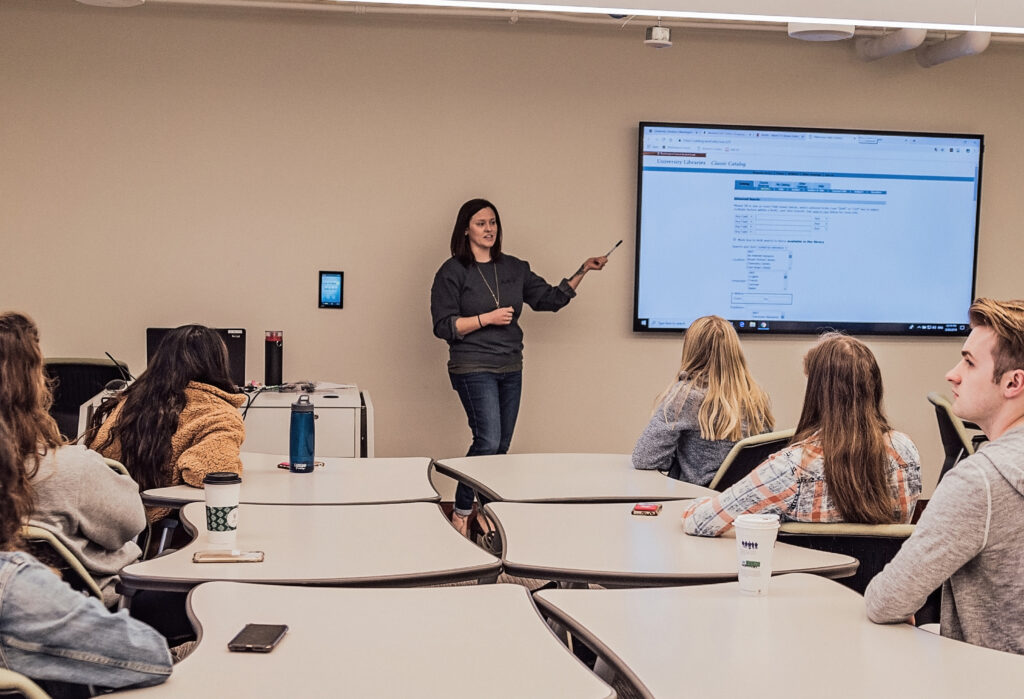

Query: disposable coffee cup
left=734, top=513, right=780, bottom=595
left=203, top=472, right=242, bottom=546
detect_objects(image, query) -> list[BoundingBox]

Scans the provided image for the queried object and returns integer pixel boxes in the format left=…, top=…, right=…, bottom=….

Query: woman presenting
left=430, top=198, right=607, bottom=536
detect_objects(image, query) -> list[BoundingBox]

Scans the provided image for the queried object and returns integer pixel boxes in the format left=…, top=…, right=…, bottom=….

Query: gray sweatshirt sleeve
left=632, top=384, right=700, bottom=471
left=75, top=451, right=148, bottom=550
left=864, top=460, right=989, bottom=623
left=430, top=261, right=466, bottom=343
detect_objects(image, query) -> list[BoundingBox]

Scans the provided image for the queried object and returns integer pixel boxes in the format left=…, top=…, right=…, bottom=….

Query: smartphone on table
left=631, top=502, right=663, bottom=516
left=227, top=623, right=289, bottom=652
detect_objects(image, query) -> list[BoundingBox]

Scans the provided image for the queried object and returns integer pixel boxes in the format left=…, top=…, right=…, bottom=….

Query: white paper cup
left=203, top=472, right=242, bottom=546
left=734, top=513, right=781, bottom=595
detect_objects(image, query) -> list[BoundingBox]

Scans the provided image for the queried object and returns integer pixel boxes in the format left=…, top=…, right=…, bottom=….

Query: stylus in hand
left=605, top=240, right=623, bottom=257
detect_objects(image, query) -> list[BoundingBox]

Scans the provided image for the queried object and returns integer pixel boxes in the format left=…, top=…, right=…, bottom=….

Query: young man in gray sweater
left=865, top=298, right=1024, bottom=655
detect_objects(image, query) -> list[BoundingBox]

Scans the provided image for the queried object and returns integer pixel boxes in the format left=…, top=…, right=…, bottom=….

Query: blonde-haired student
left=632, top=315, right=774, bottom=485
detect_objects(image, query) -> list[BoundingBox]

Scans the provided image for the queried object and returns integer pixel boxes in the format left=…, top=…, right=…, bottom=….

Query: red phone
left=631, top=502, right=663, bottom=516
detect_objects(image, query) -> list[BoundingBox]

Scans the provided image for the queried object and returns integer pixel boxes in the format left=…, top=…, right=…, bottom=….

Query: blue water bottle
left=289, top=395, right=315, bottom=473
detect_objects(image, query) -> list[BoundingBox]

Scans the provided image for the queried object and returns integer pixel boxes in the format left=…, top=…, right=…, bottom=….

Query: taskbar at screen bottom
left=634, top=318, right=970, bottom=336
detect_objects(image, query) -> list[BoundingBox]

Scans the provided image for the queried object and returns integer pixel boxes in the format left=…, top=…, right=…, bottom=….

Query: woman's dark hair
left=86, top=324, right=237, bottom=490
left=793, top=332, right=897, bottom=524
left=449, top=198, right=503, bottom=266
left=0, top=312, right=63, bottom=476
left=0, top=418, right=34, bottom=551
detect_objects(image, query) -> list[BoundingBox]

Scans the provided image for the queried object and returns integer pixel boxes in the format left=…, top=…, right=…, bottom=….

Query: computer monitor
left=145, top=327, right=246, bottom=388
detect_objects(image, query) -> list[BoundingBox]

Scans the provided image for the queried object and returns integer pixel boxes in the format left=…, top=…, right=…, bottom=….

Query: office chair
left=103, top=457, right=129, bottom=476
left=777, top=521, right=942, bottom=625
left=43, top=358, right=129, bottom=442
left=0, top=669, right=50, bottom=699
left=927, top=391, right=984, bottom=483
left=777, top=521, right=913, bottom=594
left=707, top=428, right=796, bottom=491
left=20, top=525, right=105, bottom=603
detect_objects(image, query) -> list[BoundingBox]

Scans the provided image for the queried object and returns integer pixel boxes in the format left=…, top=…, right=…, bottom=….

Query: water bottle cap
left=291, top=394, right=314, bottom=412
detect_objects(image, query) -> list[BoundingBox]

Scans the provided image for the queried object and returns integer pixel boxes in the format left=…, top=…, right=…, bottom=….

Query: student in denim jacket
left=0, top=418, right=172, bottom=693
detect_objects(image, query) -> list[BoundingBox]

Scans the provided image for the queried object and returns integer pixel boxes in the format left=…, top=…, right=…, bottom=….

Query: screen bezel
left=318, top=270, right=344, bottom=309
left=633, top=121, right=983, bottom=337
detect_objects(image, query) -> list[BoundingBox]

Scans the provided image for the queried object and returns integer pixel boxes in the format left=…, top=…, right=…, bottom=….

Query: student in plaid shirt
left=683, top=333, right=921, bottom=536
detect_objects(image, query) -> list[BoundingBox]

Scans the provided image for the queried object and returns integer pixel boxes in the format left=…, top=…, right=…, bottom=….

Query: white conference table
left=142, top=452, right=439, bottom=506
left=536, top=574, right=1024, bottom=698
left=432, top=453, right=714, bottom=502
left=120, top=502, right=498, bottom=593
left=111, top=582, right=612, bottom=698
left=488, top=500, right=858, bottom=586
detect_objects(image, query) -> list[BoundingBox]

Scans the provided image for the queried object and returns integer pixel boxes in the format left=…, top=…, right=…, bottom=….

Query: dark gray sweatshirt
left=865, top=423, right=1024, bottom=654
left=430, top=254, right=575, bottom=372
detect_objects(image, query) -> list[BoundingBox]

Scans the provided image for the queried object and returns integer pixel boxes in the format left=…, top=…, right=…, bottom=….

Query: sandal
left=451, top=511, right=470, bottom=537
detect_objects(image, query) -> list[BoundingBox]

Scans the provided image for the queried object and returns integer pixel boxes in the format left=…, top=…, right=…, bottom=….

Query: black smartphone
left=227, top=623, right=289, bottom=652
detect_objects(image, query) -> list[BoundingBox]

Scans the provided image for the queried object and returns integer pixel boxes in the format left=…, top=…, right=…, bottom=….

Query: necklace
left=476, top=261, right=500, bottom=308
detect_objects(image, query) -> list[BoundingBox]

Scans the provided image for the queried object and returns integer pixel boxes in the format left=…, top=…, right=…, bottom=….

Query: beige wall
left=3, top=1, right=1023, bottom=496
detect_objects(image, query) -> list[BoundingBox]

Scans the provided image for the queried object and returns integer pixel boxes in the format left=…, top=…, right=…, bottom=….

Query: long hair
left=86, top=324, right=237, bottom=491
left=654, top=315, right=773, bottom=441
left=449, top=198, right=503, bottom=266
left=0, top=419, right=34, bottom=551
left=0, top=312, right=63, bottom=475
left=793, top=332, right=896, bottom=524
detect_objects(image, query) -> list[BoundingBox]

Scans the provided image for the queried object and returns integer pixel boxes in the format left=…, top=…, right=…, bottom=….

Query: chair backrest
left=0, top=669, right=50, bottom=699
left=103, top=457, right=130, bottom=477
left=43, top=358, right=128, bottom=441
left=927, top=391, right=975, bottom=483
left=20, top=525, right=104, bottom=602
left=708, top=428, right=796, bottom=491
left=777, top=521, right=914, bottom=595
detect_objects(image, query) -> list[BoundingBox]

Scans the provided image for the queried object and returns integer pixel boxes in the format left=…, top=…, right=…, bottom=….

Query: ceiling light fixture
left=75, top=0, right=145, bottom=6
left=312, top=0, right=1024, bottom=36
left=787, top=22, right=855, bottom=41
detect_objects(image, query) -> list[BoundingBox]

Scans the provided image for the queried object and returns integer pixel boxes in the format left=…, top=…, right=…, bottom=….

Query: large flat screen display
left=146, top=328, right=246, bottom=388
left=634, top=122, right=983, bottom=335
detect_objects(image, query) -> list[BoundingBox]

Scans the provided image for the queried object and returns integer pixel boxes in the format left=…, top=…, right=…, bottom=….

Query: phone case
left=227, top=624, right=289, bottom=652
left=192, top=550, right=265, bottom=563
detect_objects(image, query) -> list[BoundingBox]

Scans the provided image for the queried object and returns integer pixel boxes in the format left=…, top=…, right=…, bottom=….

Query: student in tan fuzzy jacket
left=86, top=324, right=246, bottom=523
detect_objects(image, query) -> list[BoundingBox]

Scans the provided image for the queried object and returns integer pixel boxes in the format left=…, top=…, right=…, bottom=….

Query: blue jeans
left=449, top=370, right=522, bottom=514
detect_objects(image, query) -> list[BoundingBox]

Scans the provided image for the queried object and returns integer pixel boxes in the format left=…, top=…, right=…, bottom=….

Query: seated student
left=0, top=417, right=172, bottom=692
left=87, top=324, right=246, bottom=523
left=0, top=312, right=145, bottom=607
left=866, top=299, right=1024, bottom=655
left=632, top=315, right=774, bottom=485
left=683, top=332, right=921, bottom=536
